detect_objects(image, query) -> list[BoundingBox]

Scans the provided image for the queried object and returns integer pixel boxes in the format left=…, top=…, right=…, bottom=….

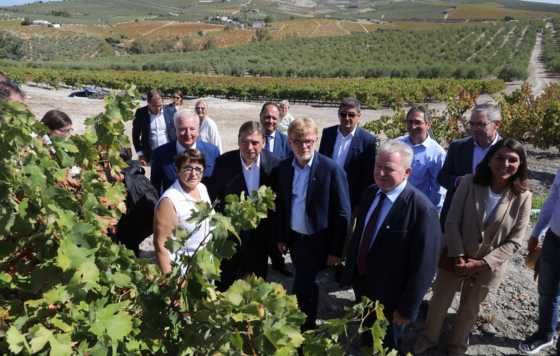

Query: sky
left=0, top=0, right=559, bottom=5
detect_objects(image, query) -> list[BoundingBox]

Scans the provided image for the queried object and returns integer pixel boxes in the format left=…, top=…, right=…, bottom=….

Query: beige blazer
left=445, top=174, right=531, bottom=276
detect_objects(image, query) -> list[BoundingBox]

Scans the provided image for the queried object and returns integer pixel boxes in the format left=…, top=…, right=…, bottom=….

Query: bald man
left=150, top=110, right=220, bottom=194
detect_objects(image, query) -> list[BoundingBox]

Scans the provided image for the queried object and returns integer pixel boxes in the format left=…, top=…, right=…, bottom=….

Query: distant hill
left=1, top=0, right=559, bottom=24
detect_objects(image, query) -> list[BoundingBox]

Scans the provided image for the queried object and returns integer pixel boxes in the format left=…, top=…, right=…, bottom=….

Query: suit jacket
left=343, top=183, right=441, bottom=320
left=444, top=174, right=531, bottom=285
left=437, top=137, right=475, bottom=226
left=150, top=139, right=220, bottom=195
left=319, top=126, right=377, bottom=208
left=271, top=130, right=291, bottom=160
left=132, top=106, right=176, bottom=162
left=274, top=152, right=351, bottom=257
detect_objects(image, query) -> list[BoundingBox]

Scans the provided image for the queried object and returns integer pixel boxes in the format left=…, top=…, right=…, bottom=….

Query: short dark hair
left=406, top=105, right=431, bottom=122
left=259, top=101, right=280, bottom=117
left=174, top=149, right=206, bottom=171
left=238, top=121, right=263, bottom=139
left=0, top=81, right=24, bottom=100
left=473, top=138, right=528, bottom=195
left=173, top=90, right=184, bottom=99
left=339, top=97, right=361, bottom=113
left=41, top=110, right=72, bottom=131
left=147, top=89, right=162, bottom=103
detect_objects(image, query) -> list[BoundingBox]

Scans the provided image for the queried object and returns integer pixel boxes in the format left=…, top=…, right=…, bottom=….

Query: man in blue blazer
left=150, top=110, right=220, bottom=195
left=275, top=117, right=351, bottom=331
left=319, top=97, right=377, bottom=211
left=132, top=89, right=176, bottom=165
left=260, top=102, right=291, bottom=160
left=343, top=140, right=441, bottom=352
left=209, top=121, right=281, bottom=290
left=437, top=102, right=501, bottom=227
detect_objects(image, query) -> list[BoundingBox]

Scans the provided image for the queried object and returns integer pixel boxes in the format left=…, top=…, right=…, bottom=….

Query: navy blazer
left=343, top=183, right=441, bottom=320
left=274, top=152, right=351, bottom=257
left=150, top=139, right=220, bottom=195
left=437, top=136, right=475, bottom=226
left=270, top=130, right=291, bottom=160
left=131, top=105, right=176, bottom=162
left=319, top=126, right=377, bottom=209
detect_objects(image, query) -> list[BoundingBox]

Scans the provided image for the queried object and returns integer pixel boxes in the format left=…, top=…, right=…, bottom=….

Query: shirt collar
left=337, top=126, right=357, bottom=138
left=177, top=140, right=196, bottom=154
left=474, top=133, right=501, bottom=149
left=292, top=152, right=315, bottom=170
left=379, top=179, right=408, bottom=203
left=240, top=153, right=261, bottom=170
left=404, top=134, right=431, bottom=148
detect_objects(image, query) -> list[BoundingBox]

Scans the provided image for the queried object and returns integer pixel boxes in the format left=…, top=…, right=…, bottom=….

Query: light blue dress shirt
left=398, top=135, right=447, bottom=210
left=363, top=179, right=408, bottom=249
left=291, top=153, right=314, bottom=235
left=533, top=168, right=560, bottom=238
left=472, top=134, right=501, bottom=173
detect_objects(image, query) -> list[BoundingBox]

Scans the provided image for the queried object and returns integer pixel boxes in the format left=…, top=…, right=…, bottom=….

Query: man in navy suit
left=319, top=97, right=377, bottom=211
left=343, top=140, right=441, bottom=352
left=438, top=102, right=501, bottom=227
left=275, top=117, right=351, bottom=330
left=132, top=89, right=176, bottom=165
left=150, top=110, right=220, bottom=194
left=260, top=102, right=291, bottom=160
left=209, top=121, right=281, bottom=290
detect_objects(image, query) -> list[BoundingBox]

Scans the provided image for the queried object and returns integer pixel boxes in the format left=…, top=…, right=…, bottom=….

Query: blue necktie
left=265, top=135, right=271, bottom=152
left=358, top=192, right=386, bottom=275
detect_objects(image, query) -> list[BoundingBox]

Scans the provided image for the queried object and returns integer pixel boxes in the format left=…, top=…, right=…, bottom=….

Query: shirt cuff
left=137, top=151, right=144, bottom=157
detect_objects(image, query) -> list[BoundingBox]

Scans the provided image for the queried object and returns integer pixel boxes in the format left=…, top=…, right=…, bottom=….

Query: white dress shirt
left=199, top=117, right=223, bottom=154
left=363, top=179, right=408, bottom=248
left=149, top=110, right=169, bottom=150
left=291, top=153, right=314, bottom=235
left=332, top=127, right=356, bottom=168
left=241, top=154, right=260, bottom=194
left=176, top=141, right=196, bottom=155
left=472, top=134, right=501, bottom=172
left=533, top=168, right=560, bottom=238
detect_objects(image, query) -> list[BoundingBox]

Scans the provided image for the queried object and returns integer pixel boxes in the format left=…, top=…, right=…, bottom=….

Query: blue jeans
left=537, top=230, right=560, bottom=339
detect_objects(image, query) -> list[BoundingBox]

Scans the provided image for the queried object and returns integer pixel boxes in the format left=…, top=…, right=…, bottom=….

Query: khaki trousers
left=422, top=267, right=498, bottom=355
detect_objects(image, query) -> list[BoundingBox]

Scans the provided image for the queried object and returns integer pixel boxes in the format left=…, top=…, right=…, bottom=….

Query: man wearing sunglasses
left=438, top=102, right=501, bottom=228
left=319, top=97, right=377, bottom=212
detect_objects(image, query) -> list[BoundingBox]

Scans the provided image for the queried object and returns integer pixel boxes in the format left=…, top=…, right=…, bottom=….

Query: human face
left=279, top=103, right=288, bottom=117
left=176, top=116, right=199, bottom=148
left=289, top=129, right=317, bottom=165
left=239, top=131, right=264, bottom=165
left=406, top=111, right=430, bottom=145
left=338, top=107, right=361, bottom=136
left=260, top=105, right=280, bottom=135
left=374, top=150, right=411, bottom=192
left=148, top=96, right=163, bottom=115
left=195, top=102, right=208, bottom=120
left=489, top=147, right=520, bottom=183
left=172, top=94, right=182, bottom=107
left=469, top=111, right=500, bottom=147
left=51, top=124, right=73, bottom=139
left=178, top=161, right=204, bottom=192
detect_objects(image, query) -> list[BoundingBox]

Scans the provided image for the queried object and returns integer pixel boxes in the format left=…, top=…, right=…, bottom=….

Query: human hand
left=277, top=242, right=288, bottom=255
left=392, top=310, right=410, bottom=326
left=528, top=237, right=539, bottom=253
left=139, top=155, right=148, bottom=166
left=326, top=255, right=340, bottom=267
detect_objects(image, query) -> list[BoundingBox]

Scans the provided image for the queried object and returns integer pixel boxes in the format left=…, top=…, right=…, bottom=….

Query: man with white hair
left=195, top=99, right=223, bottom=153
left=277, top=99, right=295, bottom=134
left=150, top=110, right=220, bottom=194
left=438, top=102, right=501, bottom=227
left=343, top=140, right=441, bottom=352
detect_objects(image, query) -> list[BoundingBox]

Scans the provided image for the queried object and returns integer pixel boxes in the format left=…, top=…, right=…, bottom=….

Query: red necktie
left=357, top=192, right=386, bottom=275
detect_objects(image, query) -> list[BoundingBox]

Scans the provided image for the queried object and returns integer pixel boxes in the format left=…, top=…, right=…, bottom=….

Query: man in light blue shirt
left=398, top=106, right=446, bottom=211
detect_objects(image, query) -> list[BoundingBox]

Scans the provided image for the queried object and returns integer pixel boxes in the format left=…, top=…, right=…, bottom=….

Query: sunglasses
left=339, top=111, right=358, bottom=118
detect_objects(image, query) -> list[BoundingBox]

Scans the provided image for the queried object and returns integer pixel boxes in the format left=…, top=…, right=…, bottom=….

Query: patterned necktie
left=357, top=192, right=386, bottom=275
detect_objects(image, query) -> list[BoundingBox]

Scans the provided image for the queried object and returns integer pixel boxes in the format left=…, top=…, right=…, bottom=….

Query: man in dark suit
left=260, top=102, right=290, bottom=160
left=438, top=102, right=501, bottom=226
left=132, top=89, right=176, bottom=165
left=319, top=97, right=377, bottom=211
left=343, top=140, right=441, bottom=352
left=150, top=110, right=219, bottom=194
left=209, top=121, right=281, bottom=290
left=275, top=117, right=351, bottom=330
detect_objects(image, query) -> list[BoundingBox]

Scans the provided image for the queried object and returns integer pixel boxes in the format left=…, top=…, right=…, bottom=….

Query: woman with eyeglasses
left=153, top=149, right=212, bottom=274
left=414, top=138, right=532, bottom=356
left=41, top=109, right=73, bottom=144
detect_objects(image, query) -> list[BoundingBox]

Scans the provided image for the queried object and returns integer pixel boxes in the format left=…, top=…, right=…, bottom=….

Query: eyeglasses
left=468, top=121, right=491, bottom=128
left=339, top=111, right=358, bottom=118
left=180, top=165, right=204, bottom=175
left=292, top=138, right=315, bottom=146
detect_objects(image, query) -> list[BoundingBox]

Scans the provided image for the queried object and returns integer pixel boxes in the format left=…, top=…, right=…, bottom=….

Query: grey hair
left=238, top=120, right=264, bottom=139
left=146, top=89, right=162, bottom=103
left=471, top=102, right=501, bottom=122
left=174, top=109, right=199, bottom=128
left=339, top=97, right=361, bottom=113
left=288, top=117, right=318, bottom=138
left=280, top=99, right=289, bottom=106
left=377, top=140, right=413, bottom=169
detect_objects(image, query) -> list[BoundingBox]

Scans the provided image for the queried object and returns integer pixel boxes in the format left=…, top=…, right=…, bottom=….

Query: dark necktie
left=357, top=192, right=386, bottom=275
left=265, top=135, right=271, bottom=152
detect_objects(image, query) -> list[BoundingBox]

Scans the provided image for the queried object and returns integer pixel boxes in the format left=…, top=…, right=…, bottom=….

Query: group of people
left=2, top=76, right=559, bottom=355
